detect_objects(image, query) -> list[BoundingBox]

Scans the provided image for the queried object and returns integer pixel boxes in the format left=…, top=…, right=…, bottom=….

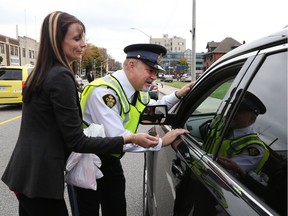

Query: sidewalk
left=158, top=83, right=178, bottom=95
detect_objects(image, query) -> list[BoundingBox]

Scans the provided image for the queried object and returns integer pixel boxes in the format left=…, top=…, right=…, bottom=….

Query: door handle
left=172, top=159, right=184, bottom=179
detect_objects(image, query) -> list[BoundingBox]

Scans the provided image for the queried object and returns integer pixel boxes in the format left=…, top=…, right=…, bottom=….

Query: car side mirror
left=140, top=105, right=167, bottom=125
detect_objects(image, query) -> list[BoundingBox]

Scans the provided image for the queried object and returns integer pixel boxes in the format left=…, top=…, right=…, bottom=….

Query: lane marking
left=0, top=116, right=22, bottom=125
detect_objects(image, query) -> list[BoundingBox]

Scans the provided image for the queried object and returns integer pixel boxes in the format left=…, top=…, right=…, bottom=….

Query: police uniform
left=75, top=44, right=182, bottom=216
left=221, top=91, right=269, bottom=174
left=227, top=126, right=267, bottom=172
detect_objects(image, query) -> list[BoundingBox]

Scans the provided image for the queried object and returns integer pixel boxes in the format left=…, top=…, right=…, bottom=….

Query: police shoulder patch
left=102, top=94, right=116, bottom=108
left=247, top=147, right=260, bottom=156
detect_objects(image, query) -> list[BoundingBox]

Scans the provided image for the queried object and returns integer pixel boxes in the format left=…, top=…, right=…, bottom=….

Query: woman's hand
left=162, top=129, right=189, bottom=147
left=124, top=133, right=159, bottom=148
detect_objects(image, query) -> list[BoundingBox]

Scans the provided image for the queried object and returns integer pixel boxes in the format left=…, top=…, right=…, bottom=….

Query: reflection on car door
left=212, top=51, right=287, bottom=215
left=176, top=49, right=286, bottom=215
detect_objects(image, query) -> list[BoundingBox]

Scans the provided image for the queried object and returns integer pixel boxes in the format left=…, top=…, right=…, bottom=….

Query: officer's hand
left=175, top=81, right=195, bottom=99
left=218, top=156, right=246, bottom=176
left=162, top=129, right=189, bottom=147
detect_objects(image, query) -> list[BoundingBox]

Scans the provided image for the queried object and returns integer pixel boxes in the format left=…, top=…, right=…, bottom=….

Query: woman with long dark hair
left=1, top=11, right=166, bottom=216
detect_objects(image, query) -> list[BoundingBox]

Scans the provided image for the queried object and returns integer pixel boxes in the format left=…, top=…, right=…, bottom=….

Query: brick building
left=203, top=37, right=242, bottom=71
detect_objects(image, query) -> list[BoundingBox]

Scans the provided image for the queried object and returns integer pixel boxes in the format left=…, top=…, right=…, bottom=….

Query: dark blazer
left=87, top=73, right=94, bottom=83
left=1, top=65, right=123, bottom=199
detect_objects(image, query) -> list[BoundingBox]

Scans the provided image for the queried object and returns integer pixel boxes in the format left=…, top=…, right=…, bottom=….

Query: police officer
left=74, top=44, right=193, bottom=216
left=218, top=91, right=270, bottom=177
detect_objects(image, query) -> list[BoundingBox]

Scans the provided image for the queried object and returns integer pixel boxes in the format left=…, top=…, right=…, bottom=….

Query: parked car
left=148, top=81, right=159, bottom=100
left=180, top=73, right=192, bottom=82
left=75, top=74, right=83, bottom=83
left=163, top=74, right=174, bottom=82
left=75, top=74, right=84, bottom=92
left=141, top=27, right=287, bottom=216
left=0, top=65, right=34, bottom=105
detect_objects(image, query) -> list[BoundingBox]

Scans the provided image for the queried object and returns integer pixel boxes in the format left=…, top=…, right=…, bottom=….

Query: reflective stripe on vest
left=80, top=75, right=150, bottom=157
left=203, top=116, right=224, bottom=154
left=219, top=134, right=270, bottom=173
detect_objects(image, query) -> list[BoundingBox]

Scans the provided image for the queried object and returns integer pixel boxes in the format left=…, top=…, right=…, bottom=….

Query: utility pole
left=191, top=0, right=196, bottom=81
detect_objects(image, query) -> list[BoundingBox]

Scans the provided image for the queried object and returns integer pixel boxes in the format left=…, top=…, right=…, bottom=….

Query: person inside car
left=217, top=91, right=270, bottom=179
left=217, top=91, right=287, bottom=214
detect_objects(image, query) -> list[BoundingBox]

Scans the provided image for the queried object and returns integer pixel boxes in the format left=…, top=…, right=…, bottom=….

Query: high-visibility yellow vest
left=219, top=134, right=270, bottom=173
left=202, top=115, right=224, bottom=154
left=80, top=75, right=150, bottom=157
left=203, top=116, right=269, bottom=173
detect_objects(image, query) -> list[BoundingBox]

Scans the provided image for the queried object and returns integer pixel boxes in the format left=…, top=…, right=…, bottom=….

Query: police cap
left=124, top=44, right=167, bottom=72
left=238, top=91, right=266, bottom=115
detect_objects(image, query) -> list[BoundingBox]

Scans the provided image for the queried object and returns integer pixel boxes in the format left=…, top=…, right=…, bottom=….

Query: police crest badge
left=247, top=147, right=260, bottom=156
left=102, top=94, right=116, bottom=108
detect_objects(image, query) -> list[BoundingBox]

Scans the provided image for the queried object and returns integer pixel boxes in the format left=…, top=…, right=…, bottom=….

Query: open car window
left=181, top=59, right=249, bottom=146
left=184, top=79, right=234, bottom=143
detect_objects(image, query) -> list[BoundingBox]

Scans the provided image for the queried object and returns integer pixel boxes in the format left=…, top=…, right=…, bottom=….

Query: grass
left=157, top=79, right=232, bottom=99
left=157, top=79, right=186, bottom=89
left=210, top=81, right=232, bottom=99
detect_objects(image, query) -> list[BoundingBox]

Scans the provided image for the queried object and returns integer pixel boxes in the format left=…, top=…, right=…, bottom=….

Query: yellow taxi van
left=0, top=65, right=34, bottom=105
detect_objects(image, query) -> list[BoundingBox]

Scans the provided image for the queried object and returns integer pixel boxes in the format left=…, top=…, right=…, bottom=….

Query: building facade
left=183, top=49, right=204, bottom=77
left=151, top=34, right=186, bottom=52
left=151, top=35, right=242, bottom=79
left=151, top=34, right=192, bottom=75
left=18, top=36, right=39, bottom=66
left=0, top=34, right=20, bottom=66
left=0, top=34, right=39, bottom=66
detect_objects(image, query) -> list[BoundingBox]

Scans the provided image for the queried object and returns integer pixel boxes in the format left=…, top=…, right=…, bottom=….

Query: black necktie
left=131, top=91, right=139, bottom=106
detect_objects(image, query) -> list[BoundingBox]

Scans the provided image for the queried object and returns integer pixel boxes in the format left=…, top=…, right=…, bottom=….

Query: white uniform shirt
left=83, top=70, right=180, bottom=153
left=228, top=126, right=265, bottom=172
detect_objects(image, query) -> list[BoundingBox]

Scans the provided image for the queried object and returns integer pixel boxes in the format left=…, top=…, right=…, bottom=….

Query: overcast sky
left=0, top=0, right=287, bottom=62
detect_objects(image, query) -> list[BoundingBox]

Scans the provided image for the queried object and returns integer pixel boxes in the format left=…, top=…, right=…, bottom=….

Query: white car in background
left=163, top=74, right=173, bottom=82
left=75, top=74, right=84, bottom=92
left=180, top=73, right=192, bottom=82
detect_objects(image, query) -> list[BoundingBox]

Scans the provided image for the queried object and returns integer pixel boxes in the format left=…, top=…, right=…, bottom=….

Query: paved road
left=0, top=108, right=21, bottom=216
left=0, top=119, right=151, bottom=216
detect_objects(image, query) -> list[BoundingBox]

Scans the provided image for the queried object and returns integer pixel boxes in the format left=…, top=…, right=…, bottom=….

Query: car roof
left=208, top=27, right=287, bottom=70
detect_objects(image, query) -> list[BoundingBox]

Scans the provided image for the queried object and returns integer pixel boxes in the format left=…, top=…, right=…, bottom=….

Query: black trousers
left=16, top=193, right=69, bottom=216
left=74, top=157, right=126, bottom=216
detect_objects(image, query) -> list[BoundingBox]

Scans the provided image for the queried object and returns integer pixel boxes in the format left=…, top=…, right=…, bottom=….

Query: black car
left=141, top=27, right=287, bottom=216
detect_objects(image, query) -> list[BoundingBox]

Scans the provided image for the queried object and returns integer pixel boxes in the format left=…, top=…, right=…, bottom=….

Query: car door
left=169, top=57, right=257, bottom=216
left=146, top=43, right=287, bottom=215
left=145, top=57, right=251, bottom=216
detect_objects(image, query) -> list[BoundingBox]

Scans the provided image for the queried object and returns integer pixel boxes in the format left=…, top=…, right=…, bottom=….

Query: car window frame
left=204, top=46, right=287, bottom=215
left=213, top=46, right=288, bottom=158
left=170, top=48, right=286, bottom=215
